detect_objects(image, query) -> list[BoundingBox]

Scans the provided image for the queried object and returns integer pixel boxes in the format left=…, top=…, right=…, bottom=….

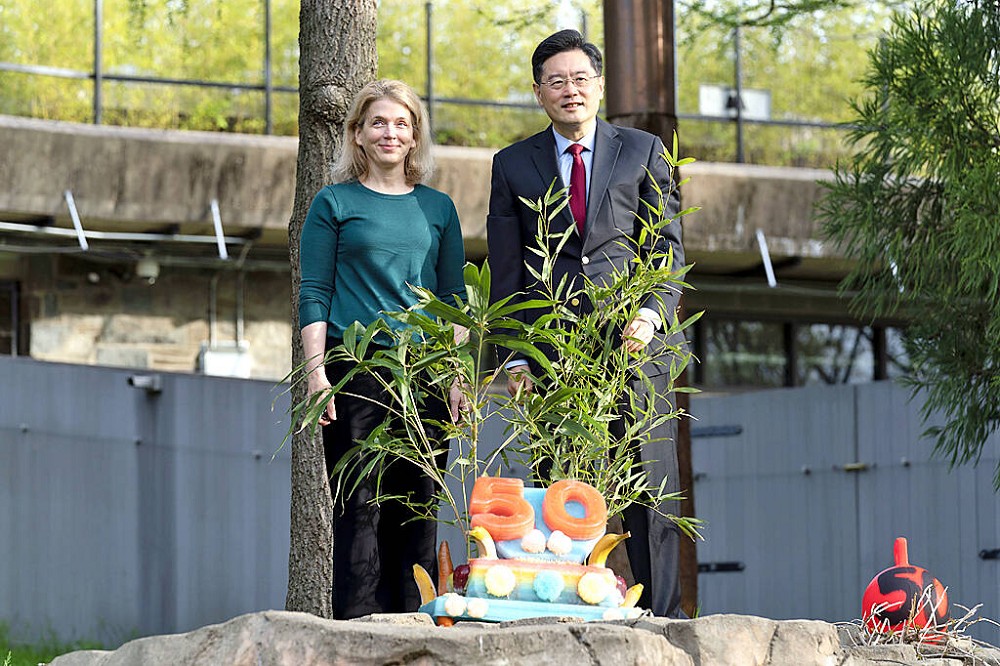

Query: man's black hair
left=531, top=29, right=603, bottom=84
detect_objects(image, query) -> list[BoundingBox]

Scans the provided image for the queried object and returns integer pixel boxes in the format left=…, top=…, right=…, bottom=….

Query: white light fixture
left=135, top=257, right=160, bottom=285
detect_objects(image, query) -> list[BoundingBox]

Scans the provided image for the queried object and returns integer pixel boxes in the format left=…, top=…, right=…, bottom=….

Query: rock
left=768, top=619, right=843, bottom=666
left=351, top=612, right=436, bottom=626
left=919, top=641, right=1000, bottom=666
left=46, top=610, right=999, bottom=666
left=631, top=614, right=840, bottom=665
left=841, top=644, right=919, bottom=665
left=971, top=645, right=1000, bottom=665
left=48, top=610, right=690, bottom=666
left=43, top=652, right=113, bottom=666
left=836, top=622, right=865, bottom=647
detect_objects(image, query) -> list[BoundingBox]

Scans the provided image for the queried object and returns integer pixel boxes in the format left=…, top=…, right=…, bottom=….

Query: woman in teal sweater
left=298, top=79, right=467, bottom=619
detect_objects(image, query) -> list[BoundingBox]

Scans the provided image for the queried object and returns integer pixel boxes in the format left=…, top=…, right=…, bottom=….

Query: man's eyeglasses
left=539, top=75, right=600, bottom=91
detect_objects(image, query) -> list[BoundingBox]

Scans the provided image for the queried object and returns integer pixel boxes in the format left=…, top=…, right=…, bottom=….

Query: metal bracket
left=755, top=228, right=776, bottom=288
left=691, top=425, right=743, bottom=439
left=63, top=190, right=90, bottom=250
left=698, top=561, right=746, bottom=573
left=127, top=374, right=163, bottom=394
left=210, top=199, right=230, bottom=260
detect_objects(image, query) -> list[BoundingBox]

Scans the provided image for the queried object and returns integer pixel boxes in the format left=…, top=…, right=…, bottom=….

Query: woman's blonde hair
left=332, top=79, right=434, bottom=185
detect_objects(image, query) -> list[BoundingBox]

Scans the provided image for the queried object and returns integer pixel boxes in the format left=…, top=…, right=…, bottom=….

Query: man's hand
left=622, top=316, right=656, bottom=354
left=449, top=377, right=471, bottom=423
left=506, top=364, right=534, bottom=397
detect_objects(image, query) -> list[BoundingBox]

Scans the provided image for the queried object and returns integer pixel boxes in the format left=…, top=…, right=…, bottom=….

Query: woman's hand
left=307, top=372, right=336, bottom=425
left=300, top=321, right=335, bottom=425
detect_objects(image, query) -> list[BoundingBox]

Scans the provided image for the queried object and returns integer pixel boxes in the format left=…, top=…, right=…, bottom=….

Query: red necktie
left=567, top=143, right=587, bottom=235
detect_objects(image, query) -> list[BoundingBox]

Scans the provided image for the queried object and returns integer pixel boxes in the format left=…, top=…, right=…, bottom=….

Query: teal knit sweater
left=298, top=181, right=467, bottom=341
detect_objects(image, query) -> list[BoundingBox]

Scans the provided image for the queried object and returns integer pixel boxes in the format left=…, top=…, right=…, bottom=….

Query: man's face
left=533, top=48, right=604, bottom=139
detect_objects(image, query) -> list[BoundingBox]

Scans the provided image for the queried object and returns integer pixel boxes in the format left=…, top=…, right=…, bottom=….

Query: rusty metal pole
left=603, top=0, right=677, bottom=139
left=603, top=0, right=698, bottom=618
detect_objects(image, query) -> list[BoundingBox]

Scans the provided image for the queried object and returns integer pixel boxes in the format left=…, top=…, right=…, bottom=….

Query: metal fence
left=5, top=356, right=994, bottom=648
left=0, top=2, right=845, bottom=164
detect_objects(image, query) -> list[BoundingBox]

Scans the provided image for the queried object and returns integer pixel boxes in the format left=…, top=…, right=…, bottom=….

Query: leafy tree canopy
left=679, top=0, right=906, bottom=30
left=675, top=0, right=901, bottom=164
left=0, top=0, right=902, bottom=164
left=819, top=0, right=1000, bottom=483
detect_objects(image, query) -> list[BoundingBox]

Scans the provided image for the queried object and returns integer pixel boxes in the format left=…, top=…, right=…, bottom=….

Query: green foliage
left=0, top=0, right=93, bottom=121
left=0, top=0, right=883, bottom=164
left=285, top=143, right=702, bottom=553
left=675, top=0, right=902, bottom=166
left=818, top=0, right=1000, bottom=484
left=0, top=0, right=299, bottom=132
left=680, top=0, right=893, bottom=30
left=0, top=624, right=101, bottom=666
left=376, top=0, right=603, bottom=148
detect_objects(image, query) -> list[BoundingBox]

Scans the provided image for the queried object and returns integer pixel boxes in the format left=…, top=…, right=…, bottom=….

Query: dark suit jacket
left=486, top=118, right=685, bottom=377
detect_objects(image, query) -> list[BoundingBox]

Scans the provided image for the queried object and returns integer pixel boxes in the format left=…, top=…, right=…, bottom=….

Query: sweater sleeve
left=298, top=187, right=339, bottom=328
left=434, top=199, right=468, bottom=304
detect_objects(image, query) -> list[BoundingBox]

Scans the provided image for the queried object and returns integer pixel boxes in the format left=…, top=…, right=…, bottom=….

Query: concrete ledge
left=1, top=115, right=845, bottom=274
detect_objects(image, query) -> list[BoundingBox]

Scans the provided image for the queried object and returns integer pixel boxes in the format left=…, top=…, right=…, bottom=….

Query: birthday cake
left=415, top=476, right=646, bottom=623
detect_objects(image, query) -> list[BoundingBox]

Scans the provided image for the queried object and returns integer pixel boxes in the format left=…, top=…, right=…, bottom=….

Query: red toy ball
left=862, top=537, right=949, bottom=635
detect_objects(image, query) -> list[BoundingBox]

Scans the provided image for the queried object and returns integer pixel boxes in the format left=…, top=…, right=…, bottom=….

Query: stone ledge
left=47, top=610, right=1000, bottom=666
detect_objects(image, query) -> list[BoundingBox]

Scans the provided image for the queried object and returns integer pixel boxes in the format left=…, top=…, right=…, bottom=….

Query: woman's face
left=354, top=98, right=416, bottom=173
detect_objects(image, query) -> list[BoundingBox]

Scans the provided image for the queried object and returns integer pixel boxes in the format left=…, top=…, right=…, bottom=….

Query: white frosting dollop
left=521, top=529, right=547, bottom=553
left=546, top=530, right=572, bottom=555
left=466, top=597, right=489, bottom=618
left=443, top=593, right=467, bottom=617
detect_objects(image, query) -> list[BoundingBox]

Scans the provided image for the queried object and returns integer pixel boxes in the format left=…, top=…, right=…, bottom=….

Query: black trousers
left=616, top=373, right=684, bottom=618
left=321, top=349, right=445, bottom=619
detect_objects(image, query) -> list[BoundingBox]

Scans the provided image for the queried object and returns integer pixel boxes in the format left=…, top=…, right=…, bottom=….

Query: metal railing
left=0, top=2, right=848, bottom=164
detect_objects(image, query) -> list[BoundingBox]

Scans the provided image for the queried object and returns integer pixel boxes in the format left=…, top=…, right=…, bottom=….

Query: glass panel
left=884, top=326, right=912, bottom=379
left=796, top=324, right=873, bottom=385
left=701, top=319, right=786, bottom=389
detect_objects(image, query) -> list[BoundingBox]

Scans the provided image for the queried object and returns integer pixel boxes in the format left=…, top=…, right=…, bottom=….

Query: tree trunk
left=286, top=0, right=377, bottom=617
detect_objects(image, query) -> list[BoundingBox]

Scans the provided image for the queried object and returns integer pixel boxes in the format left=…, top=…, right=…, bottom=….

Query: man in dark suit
left=486, top=29, right=686, bottom=618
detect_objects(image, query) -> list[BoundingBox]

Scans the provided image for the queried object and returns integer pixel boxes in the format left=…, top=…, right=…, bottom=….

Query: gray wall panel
left=1, top=359, right=145, bottom=644
left=692, top=381, right=1000, bottom=644
left=975, top=464, right=1000, bottom=634
left=692, top=385, right=859, bottom=622
left=0, top=357, right=291, bottom=646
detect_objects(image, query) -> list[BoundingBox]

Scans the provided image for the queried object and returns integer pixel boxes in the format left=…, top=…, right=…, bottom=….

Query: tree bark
left=286, top=0, right=377, bottom=617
